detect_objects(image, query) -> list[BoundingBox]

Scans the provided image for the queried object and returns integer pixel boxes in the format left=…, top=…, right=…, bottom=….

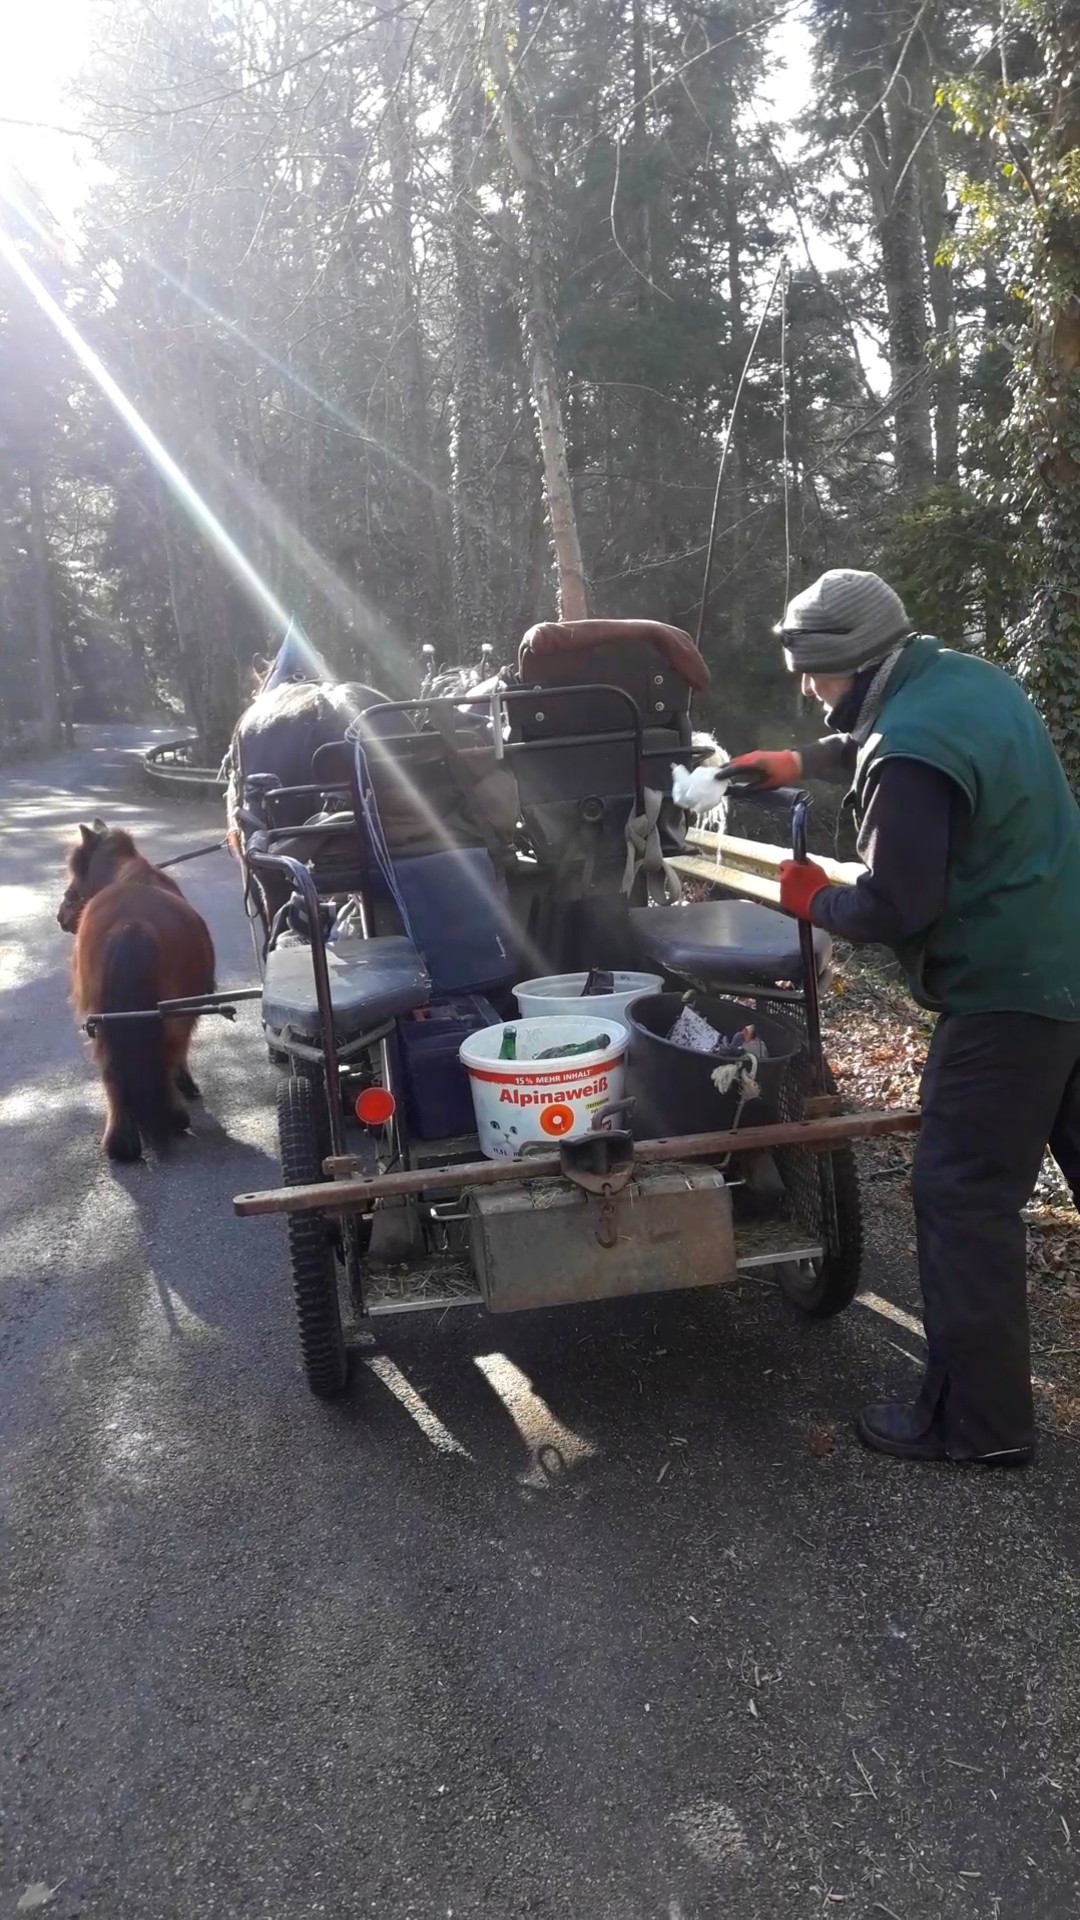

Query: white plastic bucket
left=460, top=1015, right=629, bottom=1160
left=513, top=971, right=663, bottom=1023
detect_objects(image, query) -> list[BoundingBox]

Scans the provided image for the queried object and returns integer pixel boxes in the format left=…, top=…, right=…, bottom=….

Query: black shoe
left=856, top=1401, right=1034, bottom=1467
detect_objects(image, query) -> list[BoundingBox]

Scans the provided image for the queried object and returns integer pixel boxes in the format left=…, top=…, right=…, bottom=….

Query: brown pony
left=58, top=819, right=216, bottom=1161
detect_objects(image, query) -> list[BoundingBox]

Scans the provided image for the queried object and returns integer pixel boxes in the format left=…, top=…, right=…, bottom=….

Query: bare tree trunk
left=517, top=475, right=550, bottom=636
left=1010, top=1, right=1080, bottom=781
left=26, top=455, right=62, bottom=749
left=487, top=11, right=588, bottom=620
left=156, top=486, right=205, bottom=747
left=448, top=83, right=496, bottom=651
left=783, top=286, right=817, bottom=592
left=722, top=126, right=748, bottom=653
left=624, top=0, right=665, bottom=579
left=629, top=0, right=654, bottom=300
left=382, top=11, right=451, bottom=649
left=856, top=9, right=934, bottom=500
left=980, top=259, right=1010, bottom=649
left=1031, top=19, right=1080, bottom=491
left=59, top=636, right=75, bottom=748
left=911, top=30, right=960, bottom=485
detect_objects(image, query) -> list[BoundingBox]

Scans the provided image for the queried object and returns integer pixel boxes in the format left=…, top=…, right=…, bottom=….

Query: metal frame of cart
left=210, top=668, right=919, bottom=1396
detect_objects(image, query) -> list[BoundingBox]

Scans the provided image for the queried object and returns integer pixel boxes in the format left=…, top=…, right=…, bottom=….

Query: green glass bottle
left=498, top=1026, right=518, bottom=1061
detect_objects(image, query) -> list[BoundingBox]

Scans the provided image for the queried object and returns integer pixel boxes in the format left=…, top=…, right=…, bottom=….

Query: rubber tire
left=777, top=1063, right=864, bottom=1319
left=277, top=1075, right=348, bottom=1397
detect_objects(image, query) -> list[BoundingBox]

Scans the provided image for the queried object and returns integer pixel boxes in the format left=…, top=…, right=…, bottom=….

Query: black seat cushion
left=630, top=900, right=831, bottom=987
left=263, top=935, right=430, bottom=1039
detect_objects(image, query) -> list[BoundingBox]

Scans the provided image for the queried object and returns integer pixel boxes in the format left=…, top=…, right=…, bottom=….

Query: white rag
left=671, top=760, right=732, bottom=832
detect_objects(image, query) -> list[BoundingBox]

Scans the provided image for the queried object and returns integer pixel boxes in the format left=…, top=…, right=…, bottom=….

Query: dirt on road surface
left=2, top=728, right=1079, bottom=1920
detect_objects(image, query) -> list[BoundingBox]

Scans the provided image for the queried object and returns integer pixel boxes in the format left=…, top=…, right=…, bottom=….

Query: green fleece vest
left=853, top=638, right=1080, bottom=1017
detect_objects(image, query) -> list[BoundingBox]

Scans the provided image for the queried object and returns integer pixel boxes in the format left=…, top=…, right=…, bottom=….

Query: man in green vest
left=730, top=568, right=1080, bottom=1467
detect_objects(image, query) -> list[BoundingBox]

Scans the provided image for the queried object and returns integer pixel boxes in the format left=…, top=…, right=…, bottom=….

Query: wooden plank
left=234, top=1108, right=920, bottom=1218
left=670, top=854, right=781, bottom=903
left=686, top=827, right=865, bottom=888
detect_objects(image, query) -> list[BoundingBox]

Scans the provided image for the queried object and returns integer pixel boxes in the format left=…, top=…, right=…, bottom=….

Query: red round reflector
left=355, top=1086, right=397, bottom=1127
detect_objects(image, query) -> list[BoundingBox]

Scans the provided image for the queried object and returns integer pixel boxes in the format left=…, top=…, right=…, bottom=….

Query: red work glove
left=726, top=750, right=803, bottom=791
left=779, top=858, right=831, bottom=920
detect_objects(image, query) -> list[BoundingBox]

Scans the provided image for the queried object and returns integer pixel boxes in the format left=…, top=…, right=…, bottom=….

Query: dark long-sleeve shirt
left=797, top=711, right=967, bottom=950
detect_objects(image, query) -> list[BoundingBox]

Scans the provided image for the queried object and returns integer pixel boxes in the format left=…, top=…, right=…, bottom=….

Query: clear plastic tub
left=512, top=971, right=663, bottom=1023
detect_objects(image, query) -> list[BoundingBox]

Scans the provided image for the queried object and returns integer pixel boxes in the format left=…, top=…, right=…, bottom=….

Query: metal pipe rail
left=83, top=987, right=262, bottom=1039
left=143, top=739, right=227, bottom=793
left=233, top=1107, right=920, bottom=1218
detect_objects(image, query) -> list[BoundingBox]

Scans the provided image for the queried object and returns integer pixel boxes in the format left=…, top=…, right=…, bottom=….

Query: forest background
left=2, top=0, right=1079, bottom=776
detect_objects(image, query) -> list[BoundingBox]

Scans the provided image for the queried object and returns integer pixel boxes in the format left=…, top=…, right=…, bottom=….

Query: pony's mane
left=68, top=826, right=137, bottom=881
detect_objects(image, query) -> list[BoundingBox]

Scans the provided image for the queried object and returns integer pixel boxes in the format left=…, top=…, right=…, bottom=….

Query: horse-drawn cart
left=224, top=620, right=919, bottom=1397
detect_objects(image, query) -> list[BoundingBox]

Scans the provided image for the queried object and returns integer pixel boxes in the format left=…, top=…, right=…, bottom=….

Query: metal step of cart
left=356, top=1200, right=824, bottom=1318
left=733, top=1217, right=824, bottom=1269
left=403, top=1136, right=824, bottom=1274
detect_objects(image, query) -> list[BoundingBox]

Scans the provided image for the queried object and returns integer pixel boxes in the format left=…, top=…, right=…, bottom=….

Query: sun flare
left=0, top=0, right=94, bottom=215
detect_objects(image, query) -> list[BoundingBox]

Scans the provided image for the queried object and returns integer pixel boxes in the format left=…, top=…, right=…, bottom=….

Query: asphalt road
left=2, top=727, right=1079, bottom=1920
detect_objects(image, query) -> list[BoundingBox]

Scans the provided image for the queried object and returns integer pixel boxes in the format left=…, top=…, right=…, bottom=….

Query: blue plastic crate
left=394, top=995, right=501, bottom=1141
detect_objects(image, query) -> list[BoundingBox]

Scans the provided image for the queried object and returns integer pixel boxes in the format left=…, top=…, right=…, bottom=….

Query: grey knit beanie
left=777, top=569, right=912, bottom=673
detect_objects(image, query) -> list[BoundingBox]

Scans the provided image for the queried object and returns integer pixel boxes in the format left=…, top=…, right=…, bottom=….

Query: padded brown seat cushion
left=519, top=618, right=711, bottom=692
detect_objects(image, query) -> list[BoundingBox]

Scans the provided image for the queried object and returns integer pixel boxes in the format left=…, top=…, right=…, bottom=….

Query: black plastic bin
left=626, top=992, right=802, bottom=1139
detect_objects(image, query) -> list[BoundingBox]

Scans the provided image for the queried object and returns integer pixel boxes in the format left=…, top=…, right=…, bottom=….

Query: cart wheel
left=277, top=1075, right=348, bottom=1398
left=777, top=1065, right=864, bottom=1318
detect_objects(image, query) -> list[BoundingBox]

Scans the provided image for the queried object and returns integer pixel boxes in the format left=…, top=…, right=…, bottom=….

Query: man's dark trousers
left=911, top=1013, right=1080, bottom=1457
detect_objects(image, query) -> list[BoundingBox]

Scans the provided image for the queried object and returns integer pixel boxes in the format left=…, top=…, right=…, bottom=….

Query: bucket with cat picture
left=460, top=1016, right=629, bottom=1160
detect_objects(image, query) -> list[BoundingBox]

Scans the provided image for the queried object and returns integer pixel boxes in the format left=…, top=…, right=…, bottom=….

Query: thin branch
left=278, top=0, right=441, bottom=327
left=0, top=116, right=96, bottom=139
left=592, top=506, right=770, bottom=584
left=84, top=1, right=422, bottom=124
left=697, top=256, right=786, bottom=645
left=566, top=0, right=805, bottom=167
left=887, top=27, right=1002, bottom=213
left=450, top=0, right=563, bottom=209
left=814, top=364, right=933, bottom=465
left=887, top=97, right=944, bottom=209
left=848, top=0, right=932, bottom=153
left=609, top=132, right=674, bottom=303
left=781, top=261, right=791, bottom=605
left=750, top=106, right=878, bottom=408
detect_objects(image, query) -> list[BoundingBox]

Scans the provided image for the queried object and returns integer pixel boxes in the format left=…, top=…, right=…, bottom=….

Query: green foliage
left=879, top=486, right=1024, bottom=649
left=942, top=1, right=1080, bottom=787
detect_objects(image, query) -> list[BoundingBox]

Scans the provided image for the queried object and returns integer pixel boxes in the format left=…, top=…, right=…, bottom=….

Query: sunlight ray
left=364, top=1353, right=472, bottom=1457
left=0, top=214, right=297, bottom=647
left=99, top=225, right=512, bottom=556
left=474, top=1352, right=597, bottom=1487
left=855, top=1290, right=925, bottom=1342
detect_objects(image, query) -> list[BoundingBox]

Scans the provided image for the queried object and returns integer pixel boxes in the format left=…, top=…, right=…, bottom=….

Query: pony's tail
left=100, top=922, right=175, bottom=1151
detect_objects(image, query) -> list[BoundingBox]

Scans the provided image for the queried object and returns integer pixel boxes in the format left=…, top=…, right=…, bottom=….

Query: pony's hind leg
left=167, top=1019, right=198, bottom=1125
left=175, top=1064, right=201, bottom=1101
left=102, top=1069, right=142, bottom=1162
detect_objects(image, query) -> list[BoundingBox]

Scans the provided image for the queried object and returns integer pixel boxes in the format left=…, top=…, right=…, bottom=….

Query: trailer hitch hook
left=559, top=1127, right=635, bottom=1247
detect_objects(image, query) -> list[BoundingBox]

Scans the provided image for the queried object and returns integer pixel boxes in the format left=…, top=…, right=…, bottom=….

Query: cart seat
left=263, top=935, right=430, bottom=1040
left=630, top=900, right=831, bottom=988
